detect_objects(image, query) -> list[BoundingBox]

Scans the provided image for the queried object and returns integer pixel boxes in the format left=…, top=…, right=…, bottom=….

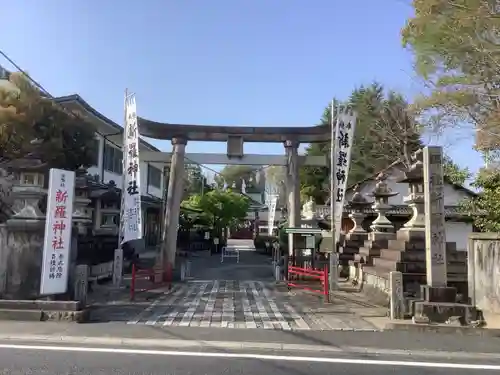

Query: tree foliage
left=462, top=168, right=500, bottom=231
left=300, top=83, right=422, bottom=203
left=0, top=72, right=97, bottom=170
left=299, top=83, right=471, bottom=203
left=402, top=0, right=500, bottom=152
left=443, top=155, right=472, bottom=185
left=181, top=189, right=251, bottom=228
left=183, top=163, right=211, bottom=198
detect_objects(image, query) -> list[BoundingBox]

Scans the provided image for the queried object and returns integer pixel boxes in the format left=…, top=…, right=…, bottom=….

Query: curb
left=384, top=322, right=500, bottom=337
left=1, top=334, right=500, bottom=360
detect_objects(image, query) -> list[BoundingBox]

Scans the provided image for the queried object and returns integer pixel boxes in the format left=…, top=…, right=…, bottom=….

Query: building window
left=103, top=143, right=123, bottom=174
left=148, top=165, right=162, bottom=188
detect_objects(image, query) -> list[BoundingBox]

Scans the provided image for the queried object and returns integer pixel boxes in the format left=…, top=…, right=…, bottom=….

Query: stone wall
left=0, top=222, right=45, bottom=299
left=468, top=233, right=500, bottom=314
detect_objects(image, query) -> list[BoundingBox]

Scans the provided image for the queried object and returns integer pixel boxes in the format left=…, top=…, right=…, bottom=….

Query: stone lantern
left=6, top=156, right=47, bottom=224
left=368, top=172, right=399, bottom=239
left=398, top=150, right=425, bottom=238
left=347, top=188, right=373, bottom=235
left=1, top=155, right=48, bottom=298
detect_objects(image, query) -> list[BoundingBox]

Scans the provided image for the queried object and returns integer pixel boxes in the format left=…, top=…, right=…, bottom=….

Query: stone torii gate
left=137, top=118, right=330, bottom=269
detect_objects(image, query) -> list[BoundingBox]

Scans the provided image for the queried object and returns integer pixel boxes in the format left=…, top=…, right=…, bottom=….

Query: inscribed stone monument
left=423, top=146, right=447, bottom=287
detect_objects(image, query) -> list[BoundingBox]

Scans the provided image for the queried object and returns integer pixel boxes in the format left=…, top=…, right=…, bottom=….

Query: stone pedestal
left=349, top=212, right=366, bottom=234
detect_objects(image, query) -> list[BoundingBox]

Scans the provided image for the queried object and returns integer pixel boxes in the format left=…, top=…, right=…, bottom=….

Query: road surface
left=0, top=341, right=499, bottom=374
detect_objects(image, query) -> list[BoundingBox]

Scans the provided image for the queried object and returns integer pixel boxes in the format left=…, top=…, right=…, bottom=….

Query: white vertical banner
left=332, top=107, right=357, bottom=245
left=266, top=194, right=279, bottom=236
left=121, top=93, right=143, bottom=244
left=40, top=168, right=75, bottom=295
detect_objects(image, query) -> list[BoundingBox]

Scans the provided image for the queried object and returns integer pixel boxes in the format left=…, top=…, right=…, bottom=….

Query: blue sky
left=1, top=0, right=482, bottom=178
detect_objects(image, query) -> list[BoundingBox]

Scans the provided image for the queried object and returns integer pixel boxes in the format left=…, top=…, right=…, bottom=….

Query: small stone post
left=74, top=264, right=89, bottom=305
left=330, top=252, right=339, bottom=290
left=389, top=271, right=404, bottom=319
left=112, top=248, right=123, bottom=287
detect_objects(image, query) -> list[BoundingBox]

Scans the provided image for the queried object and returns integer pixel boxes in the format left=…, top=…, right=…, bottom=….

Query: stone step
left=388, top=239, right=457, bottom=252
left=345, top=233, right=368, bottom=243
left=363, top=239, right=390, bottom=249
left=354, top=253, right=375, bottom=265
left=359, top=246, right=382, bottom=257
left=379, top=248, right=466, bottom=262
left=372, top=257, right=467, bottom=274
left=340, top=246, right=360, bottom=255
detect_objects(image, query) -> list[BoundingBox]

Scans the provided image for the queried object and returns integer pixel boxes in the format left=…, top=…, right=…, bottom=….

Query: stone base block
left=411, top=300, right=479, bottom=326
left=345, top=233, right=368, bottom=243
left=396, top=228, right=425, bottom=242
left=0, top=299, right=89, bottom=323
left=420, top=285, right=457, bottom=303
left=368, top=232, right=395, bottom=242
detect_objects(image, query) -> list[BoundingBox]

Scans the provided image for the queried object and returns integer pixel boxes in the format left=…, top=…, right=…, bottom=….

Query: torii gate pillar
left=160, top=137, right=187, bottom=271
left=284, top=140, right=300, bottom=256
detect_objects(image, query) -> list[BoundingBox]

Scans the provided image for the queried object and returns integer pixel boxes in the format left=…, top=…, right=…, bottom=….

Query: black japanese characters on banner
left=121, top=95, right=142, bottom=244
left=332, top=109, right=357, bottom=241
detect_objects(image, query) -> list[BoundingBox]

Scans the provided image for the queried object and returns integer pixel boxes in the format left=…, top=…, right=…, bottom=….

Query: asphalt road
left=1, top=343, right=499, bottom=374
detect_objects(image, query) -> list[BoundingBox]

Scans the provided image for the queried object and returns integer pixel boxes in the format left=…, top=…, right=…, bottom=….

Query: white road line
left=257, top=281, right=291, bottom=330
left=144, top=285, right=186, bottom=325
left=1, top=344, right=499, bottom=370
left=248, top=281, right=273, bottom=330
left=283, top=302, right=310, bottom=330
left=240, top=281, right=256, bottom=329
left=221, top=281, right=233, bottom=328
left=162, top=283, right=197, bottom=326
left=227, top=280, right=236, bottom=329
left=178, top=283, right=208, bottom=327
left=127, top=287, right=176, bottom=325
left=199, top=280, right=219, bottom=328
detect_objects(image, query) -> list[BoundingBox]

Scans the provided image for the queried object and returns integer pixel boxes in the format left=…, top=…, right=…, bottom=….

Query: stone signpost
left=389, top=271, right=404, bottom=319
left=423, top=146, right=447, bottom=287
left=112, top=248, right=123, bottom=287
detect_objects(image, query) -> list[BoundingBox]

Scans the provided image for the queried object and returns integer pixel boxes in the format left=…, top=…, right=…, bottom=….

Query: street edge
left=1, top=334, right=500, bottom=360
left=384, top=322, right=500, bottom=337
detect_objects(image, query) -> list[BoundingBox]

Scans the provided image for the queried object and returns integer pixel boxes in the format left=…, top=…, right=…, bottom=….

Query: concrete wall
left=468, top=233, right=500, bottom=314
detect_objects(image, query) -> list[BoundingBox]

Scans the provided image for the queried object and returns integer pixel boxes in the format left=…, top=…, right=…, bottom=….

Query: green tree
left=443, top=155, right=472, bottom=186
left=462, top=168, right=500, bottom=232
left=401, top=0, right=500, bottom=152
left=182, top=189, right=251, bottom=229
left=0, top=72, right=97, bottom=170
left=183, top=163, right=211, bottom=198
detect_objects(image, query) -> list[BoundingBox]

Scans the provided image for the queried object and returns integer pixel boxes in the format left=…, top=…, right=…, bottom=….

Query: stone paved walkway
left=91, top=240, right=386, bottom=331
left=125, top=280, right=381, bottom=331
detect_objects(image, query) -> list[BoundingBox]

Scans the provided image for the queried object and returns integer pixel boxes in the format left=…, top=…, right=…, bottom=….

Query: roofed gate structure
left=137, top=117, right=330, bottom=270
